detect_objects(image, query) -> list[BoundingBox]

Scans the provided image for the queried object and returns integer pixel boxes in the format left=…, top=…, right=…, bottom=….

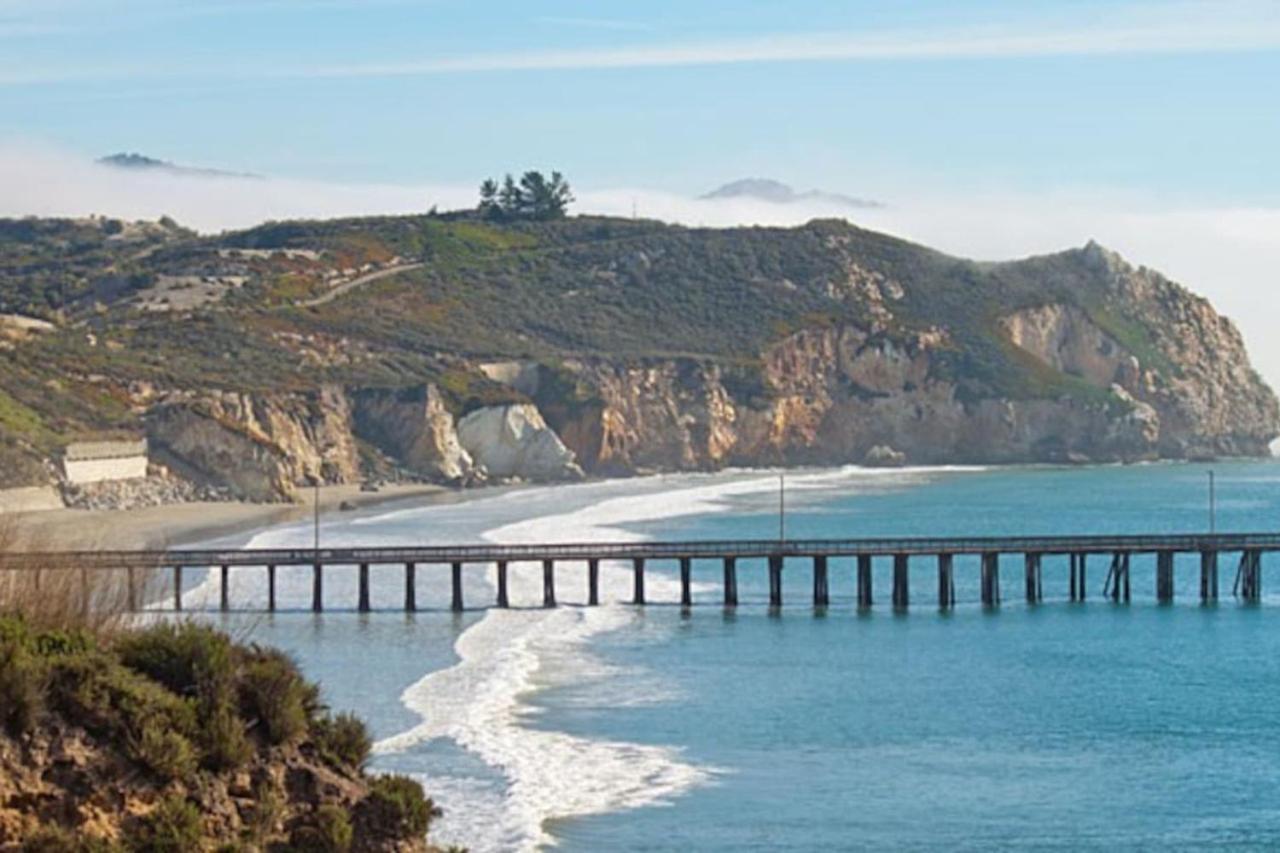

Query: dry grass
left=0, top=518, right=153, bottom=635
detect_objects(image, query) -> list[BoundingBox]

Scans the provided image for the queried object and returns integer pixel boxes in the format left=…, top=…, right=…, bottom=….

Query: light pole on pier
left=1208, top=469, right=1216, bottom=534
left=313, top=477, right=321, bottom=554
left=778, top=471, right=786, bottom=544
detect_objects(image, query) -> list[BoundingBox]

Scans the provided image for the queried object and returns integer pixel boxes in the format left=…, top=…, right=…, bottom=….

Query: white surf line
left=165, top=465, right=982, bottom=849
left=373, top=473, right=808, bottom=851
left=373, top=466, right=982, bottom=851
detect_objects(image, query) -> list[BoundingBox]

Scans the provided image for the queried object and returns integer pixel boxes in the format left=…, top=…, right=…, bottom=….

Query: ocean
left=181, top=460, right=1280, bottom=851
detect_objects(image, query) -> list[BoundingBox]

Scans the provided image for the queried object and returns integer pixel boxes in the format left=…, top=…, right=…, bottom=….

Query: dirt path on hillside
left=298, top=262, right=424, bottom=307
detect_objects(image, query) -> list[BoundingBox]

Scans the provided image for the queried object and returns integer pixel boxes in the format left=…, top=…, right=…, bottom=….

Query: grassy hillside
left=0, top=211, right=1201, bottom=482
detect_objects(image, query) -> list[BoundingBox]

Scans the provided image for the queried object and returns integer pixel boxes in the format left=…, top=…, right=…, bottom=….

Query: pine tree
left=478, top=178, right=500, bottom=217
left=498, top=174, right=522, bottom=218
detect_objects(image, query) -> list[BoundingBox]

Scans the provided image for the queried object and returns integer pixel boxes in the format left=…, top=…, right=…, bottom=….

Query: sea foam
left=173, top=466, right=978, bottom=850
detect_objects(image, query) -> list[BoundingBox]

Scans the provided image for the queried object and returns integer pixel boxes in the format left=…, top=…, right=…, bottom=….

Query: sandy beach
left=3, top=483, right=453, bottom=550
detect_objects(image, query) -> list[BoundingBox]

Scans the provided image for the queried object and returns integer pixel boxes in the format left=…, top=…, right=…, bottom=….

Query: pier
left=0, top=533, right=1275, bottom=612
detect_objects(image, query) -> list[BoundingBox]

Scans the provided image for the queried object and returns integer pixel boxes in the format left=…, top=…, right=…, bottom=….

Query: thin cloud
left=3, top=0, right=1279, bottom=86
left=305, top=1, right=1280, bottom=78
left=535, top=16, right=653, bottom=32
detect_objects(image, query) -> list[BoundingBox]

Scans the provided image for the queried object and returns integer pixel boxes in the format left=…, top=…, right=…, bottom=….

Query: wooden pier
left=0, top=533, right=1274, bottom=613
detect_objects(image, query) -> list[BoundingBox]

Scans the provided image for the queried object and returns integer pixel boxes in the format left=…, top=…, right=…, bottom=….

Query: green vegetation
left=313, top=710, right=373, bottom=770
left=290, top=804, right=354, bottom=852
left=0, top=209, right=1204, bottom=483
left=0, top=615, right=449, bottom=850
left=127, top=794, right=204, bottom=852
left=363, top=775, right=444, bottom=840
left=478, top=170, right=574, bottom=221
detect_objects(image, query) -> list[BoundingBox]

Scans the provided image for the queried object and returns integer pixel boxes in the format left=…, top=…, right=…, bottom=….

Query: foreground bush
left=0, top=614, right=451, bottom=851
left=313, top=710, right=373, bottom=770
left=361, top=774, right=443, bottom=840
left=126, top=794, right=203, bottom=853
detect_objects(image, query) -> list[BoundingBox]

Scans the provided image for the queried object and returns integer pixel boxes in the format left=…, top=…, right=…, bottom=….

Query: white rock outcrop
left=456, top=404, right=583, bottom=482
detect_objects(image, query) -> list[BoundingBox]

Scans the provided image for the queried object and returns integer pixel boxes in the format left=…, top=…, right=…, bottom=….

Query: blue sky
left=2, top=0, right=1279, bottom=203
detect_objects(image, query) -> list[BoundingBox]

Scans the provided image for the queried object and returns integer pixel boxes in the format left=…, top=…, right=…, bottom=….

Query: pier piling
left=588, top=559, right=600, bottom=606
left=495, top=561, right=508, bottom=608
left=813, top=556, right=829, bottom=608
left=1201, top=551, right=1219, bottom=603
left=268, top=564, right=277, bottom=612
left=633, top=558, right=646, bottom=605
left=1105, top=553, right=1131, bottom=603
left=220, top=565, right=230, bottom=612
left=892, top=554, right=909, bottom=609
left=311, top=563, right=323, bottom=612
left=1069, top=554, right=1088, bottom=602
left=404, top=562, right=416, bottom=612
left=173, top=566, right=183, bottom=611
left=358, top=563, right=371, bottom=612
left=857, top=554, right=873, bottom=609
left=543, top=559, right=556, bottom=608
left=680, top=557, right=692, bottom=608
left=768, top=555, right=783, bottom=609
left=938, top=554, right=955, bottom=610
left=1237, top=550, right=1262, bottom=602
left=1156, top=552, right=1174, bottom=603
left=981, top=552, right=1000, bottom=606
left=451, top=562, right=464, bottom=612
left=1024, top=553, right=1042, bottom=604
left=723, top=557, right=738, bottom=607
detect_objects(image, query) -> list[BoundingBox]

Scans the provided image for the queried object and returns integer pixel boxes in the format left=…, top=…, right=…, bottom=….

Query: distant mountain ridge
left=701, top=177, right=882, bottom=209
left=97, top=152, right=260, bottom=180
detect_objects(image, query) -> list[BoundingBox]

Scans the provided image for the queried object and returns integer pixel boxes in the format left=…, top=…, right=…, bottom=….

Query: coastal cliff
left=0, top=215, right=1274, bottom=502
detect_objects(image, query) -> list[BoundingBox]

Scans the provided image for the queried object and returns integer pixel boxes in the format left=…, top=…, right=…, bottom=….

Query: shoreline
left=5, top=456, right=1262, bottom=553
left=4, top=482, right=455, bottom=550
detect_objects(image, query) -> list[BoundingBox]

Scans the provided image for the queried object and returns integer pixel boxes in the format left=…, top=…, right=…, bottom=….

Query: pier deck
left=2, top=533, right=1275, bottom=612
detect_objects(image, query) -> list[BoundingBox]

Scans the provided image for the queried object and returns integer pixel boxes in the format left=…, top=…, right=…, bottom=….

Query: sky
left=1, top=0, right=1279, bottom=382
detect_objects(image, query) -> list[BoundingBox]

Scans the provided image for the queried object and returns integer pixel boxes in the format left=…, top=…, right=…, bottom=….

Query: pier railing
left=1, top=532, right=1275, bottom=612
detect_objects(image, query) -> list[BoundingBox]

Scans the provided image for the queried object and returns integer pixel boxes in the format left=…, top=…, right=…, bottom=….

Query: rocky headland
left=0, top=215, right=1274, bottom=508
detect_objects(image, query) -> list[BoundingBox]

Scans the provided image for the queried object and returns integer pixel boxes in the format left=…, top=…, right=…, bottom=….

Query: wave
left=168, top=465, right=975, bottom=850
left=374, top=475, right=794, bottom=850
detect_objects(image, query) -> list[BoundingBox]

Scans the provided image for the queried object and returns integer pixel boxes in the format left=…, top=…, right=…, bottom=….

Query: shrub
left=245, top=780, right=286, bottom=845
left=20, top=826, right=121, bottom=852
left=239, top=646, right=309, bottom=745
left=201, top=702, right=252, bottom=771
left=115, top=622, right=250, bottom=770
left=127, top=795, right=203, bottom=853
left=47, top=651, right=200, bottom=776
left=312, top=712, right=371, bottom=770
left=131, top=725, right=197, bottom=782
left=288, top=805, right=353, bottom=853
left=0, top=637, right=44, bottom=735
left=115, top=622, right=236, bottom=705
left=360, top=774, right=440, bottom=840
left=31, top=627, right=94, bottom=658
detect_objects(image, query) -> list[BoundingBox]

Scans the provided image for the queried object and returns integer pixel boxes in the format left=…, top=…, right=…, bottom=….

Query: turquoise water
left=200, top=461, right=1280, bottom=850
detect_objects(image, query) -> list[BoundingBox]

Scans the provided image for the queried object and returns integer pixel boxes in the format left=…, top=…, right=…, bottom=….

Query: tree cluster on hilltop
left=477, top=170, right=574, bottom=221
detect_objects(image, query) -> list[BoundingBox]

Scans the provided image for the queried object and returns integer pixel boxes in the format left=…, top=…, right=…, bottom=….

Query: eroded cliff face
left=351, top=385, right=476, bottom=483
left=131, top=241, right=1278, bottom=501
left=147, top=386, right=360, bottom=502
left=456, top=404, right=583, bottom=482
left=1071, top=242, right=1278, bottom=457
left=539, top=324, right=1163, bottom=473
